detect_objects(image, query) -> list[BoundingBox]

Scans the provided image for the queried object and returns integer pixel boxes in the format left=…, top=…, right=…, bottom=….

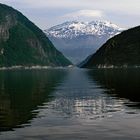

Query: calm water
left=0, top=68, right=140, bottom=140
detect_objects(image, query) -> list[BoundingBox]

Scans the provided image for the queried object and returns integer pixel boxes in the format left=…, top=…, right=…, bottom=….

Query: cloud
left=1, top=0, right=86, bottom=9
left=1, top=0, right=140, bottom=28
left=63, top=10, right=103, bottom=18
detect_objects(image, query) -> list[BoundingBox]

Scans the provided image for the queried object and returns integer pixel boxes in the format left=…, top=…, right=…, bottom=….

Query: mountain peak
left=89, top=20, right=121, bottom=29
left=45, top=20, right=124, bottom=39
left=44, top=20, right=124, bottom=64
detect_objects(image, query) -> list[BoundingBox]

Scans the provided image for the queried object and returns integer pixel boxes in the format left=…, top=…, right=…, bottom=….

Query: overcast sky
left=0, top=0, right=140, bottom=29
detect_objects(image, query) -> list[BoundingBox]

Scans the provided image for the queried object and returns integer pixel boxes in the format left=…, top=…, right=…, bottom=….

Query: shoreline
left=0, top=65, right=74, bottom=70
left=82, top=65, right=140, bottom=69
left=97, top=65, right=140, bottom=69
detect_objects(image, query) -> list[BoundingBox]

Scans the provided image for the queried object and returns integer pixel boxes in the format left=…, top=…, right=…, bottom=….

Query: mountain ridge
left=45, top=20, right=124, bottom=64
left=45, top=20, right=123, bottom=39
left=80, top=25, right=140, bottom=68
left=0, top=3, right=72, bottom=67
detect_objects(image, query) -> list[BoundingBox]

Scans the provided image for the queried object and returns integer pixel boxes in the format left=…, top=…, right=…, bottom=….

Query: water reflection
left=88, top=69, right=140, bottom=103
left=47, top=69, right=128, bottom=120
left=0, top=69, right=67, bottom=131
left=0, top=68, right=140, bottom=140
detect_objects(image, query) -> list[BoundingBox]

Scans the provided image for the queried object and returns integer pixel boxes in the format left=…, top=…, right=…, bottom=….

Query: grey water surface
left=0, top=68, right=140, bottom=140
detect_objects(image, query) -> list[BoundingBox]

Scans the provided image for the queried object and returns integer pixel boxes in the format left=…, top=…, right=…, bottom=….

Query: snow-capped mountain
left=45, top=20, right=124, bottom=64
left=45, top=21, right=123, bottom=39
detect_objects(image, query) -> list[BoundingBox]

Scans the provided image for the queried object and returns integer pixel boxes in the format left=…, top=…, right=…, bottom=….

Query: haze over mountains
left=0, top=3, right=71, bottom=67
left=45, top=20, right=124, bottom=64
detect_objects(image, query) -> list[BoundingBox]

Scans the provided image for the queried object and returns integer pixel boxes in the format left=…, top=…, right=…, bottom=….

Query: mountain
left=80, top=26, right=140, bottom=68
left=45, top=21, right=123, bottom=64
left=0, top=3, right=71, bottom=67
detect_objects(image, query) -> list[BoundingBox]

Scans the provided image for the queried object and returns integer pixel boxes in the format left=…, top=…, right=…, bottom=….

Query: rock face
left=45, top=21, right=123, bottom=64
left=0, top=3, right=71, bottom=67
left=81, top=26, right=140, bottom=68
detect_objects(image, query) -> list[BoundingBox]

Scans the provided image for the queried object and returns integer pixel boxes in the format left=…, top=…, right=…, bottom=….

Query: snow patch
left=45, top=20, right=124, bottom=39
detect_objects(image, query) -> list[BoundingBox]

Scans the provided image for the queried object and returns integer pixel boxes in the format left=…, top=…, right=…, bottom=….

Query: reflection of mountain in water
left=1, top=68, right=140, bottom=134
left=49, top=69, right=126, bottom=120
left=0, top=69, right=67, bottom=131
left=87, top=69, right=140, bottom=103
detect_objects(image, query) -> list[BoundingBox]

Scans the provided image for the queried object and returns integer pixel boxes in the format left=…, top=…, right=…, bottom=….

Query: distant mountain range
left=45, top=21, right=124, bottom=64
left=0, top=3, right=71, bottom=67
left=80, top=26, right=140, bottom=68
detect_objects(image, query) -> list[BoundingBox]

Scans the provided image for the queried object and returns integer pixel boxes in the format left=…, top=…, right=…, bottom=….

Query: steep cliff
left=81, top=26, right=140, bottom=68
left=0, top=3, right=71, bottom=67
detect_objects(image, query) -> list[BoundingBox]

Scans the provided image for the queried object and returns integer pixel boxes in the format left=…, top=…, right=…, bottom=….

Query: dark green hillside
left=0, top=3, right=71, bottom=67
left=81, top=26, right=140, bottom=68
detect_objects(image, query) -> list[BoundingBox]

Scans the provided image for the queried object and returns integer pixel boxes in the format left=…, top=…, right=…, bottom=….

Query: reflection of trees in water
left=87, top=69, right=140, bottom=103
left=1, top=68, right=139, bottom=131
left=0, top=69, right=67, bottom=131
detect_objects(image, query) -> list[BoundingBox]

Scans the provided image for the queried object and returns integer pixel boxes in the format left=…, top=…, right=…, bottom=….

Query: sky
left=0, top=0, right=140, bottom=29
